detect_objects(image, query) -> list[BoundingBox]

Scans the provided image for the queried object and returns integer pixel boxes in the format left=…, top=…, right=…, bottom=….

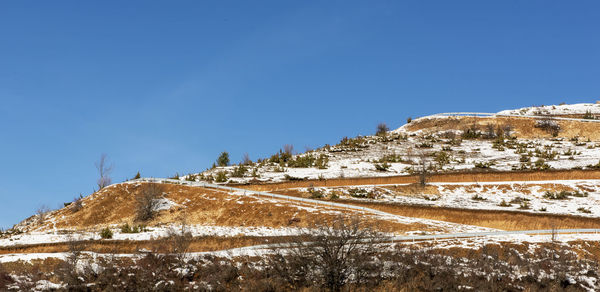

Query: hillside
left=2, top=103, right=600, bottom=291
left=192, top=103, right=600, bottom=186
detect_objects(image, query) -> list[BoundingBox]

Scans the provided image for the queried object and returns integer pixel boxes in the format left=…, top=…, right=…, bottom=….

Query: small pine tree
left=133, top=171, right=141, bottom=179
left=217, top=151, right=230, bottom=167
left=100, top=227, right=113, bottom=239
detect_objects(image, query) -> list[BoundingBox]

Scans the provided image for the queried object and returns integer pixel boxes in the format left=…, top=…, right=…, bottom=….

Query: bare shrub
left=268, top=216, right=386, bottom=291
left=70, top=195, right=83, bottom=213
left=0, top=262, right=12, bottom=289
left=242, top=152, right=252, bottom=165
left=36, top=205, right=51, bottom=223
left=502, top=124, right=513, bottom=136
left=135, top=183, right=163, bottom=222
left=535, top=118, right=560, bottom=136
left=57, top=236, right=88, bottom=288
left=417, top=151, right=429, bottom=186
left=376, top=122, right=389, bottom=136
left=95, top=153, right=114, bottom=189
left=485, top=124, right=496, bottom=139
left=283, top=144, right=294, bottom=156
left=166, top=215, right=193, bottom=265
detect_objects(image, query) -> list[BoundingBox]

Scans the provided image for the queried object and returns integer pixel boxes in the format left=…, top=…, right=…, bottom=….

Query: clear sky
left=1, top=1, right=599, bottom=228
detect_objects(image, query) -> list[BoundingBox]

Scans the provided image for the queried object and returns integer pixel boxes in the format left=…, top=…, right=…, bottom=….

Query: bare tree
left=36, top=205, right=51, bottom=224
left=135, top=183, right=163, bottom=222
left=269, top=216, right=386, bottom=291
left=242, top=153, right=252, bottom=165
left=166, top=214, right=193, bottom=266
left=58, top=235, right=87, bottom=287
left=416, top=150, right=429, bottom=187
left=376, top=123, right=389, bottom=136
left=485, top=124, right=496, bottom=139
left=283, top=144, right=294, bottom=156
left=95, top=153, right=114, bottom=189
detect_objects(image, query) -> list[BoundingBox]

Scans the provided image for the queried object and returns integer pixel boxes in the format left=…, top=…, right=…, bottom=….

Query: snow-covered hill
left=498, top=102, right=600, bottom=116
left=190, top=103, right=600, bottom=185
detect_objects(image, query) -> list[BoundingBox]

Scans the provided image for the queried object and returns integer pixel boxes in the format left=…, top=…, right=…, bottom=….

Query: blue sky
left=1, top=1, right=599, bottom=228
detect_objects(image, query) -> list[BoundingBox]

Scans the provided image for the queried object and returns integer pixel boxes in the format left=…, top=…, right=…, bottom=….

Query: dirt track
left=240, top=169, right=600, bottom=191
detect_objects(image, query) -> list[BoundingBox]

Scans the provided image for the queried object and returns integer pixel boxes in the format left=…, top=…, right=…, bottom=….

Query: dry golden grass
left=0, top=236, right=290, bottom=255
left=40, top=183, right=433, bottom=235
left=382, top=184, right=440, bottom=197
left=404, top=115, right=600, bottom=141
left=47, top=183, right=340, bottom=230
left=1, top=257, right=64, bottom=275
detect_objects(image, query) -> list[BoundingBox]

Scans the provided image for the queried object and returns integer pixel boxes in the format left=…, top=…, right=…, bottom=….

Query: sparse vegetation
left=99, top=227, right=113, bottom=239
left=518, top=201, right=530, bottom=209
left=509, top=197, right=530, bottom=205
left=230, top=165, right=248, bottom=177
left=534, top=119, right=560, bottom=136
left=577, top=207, right=592, bottom=214
left=588, top=160, right=600, bottom=169
left=471, top=194, right=486, bottom=201
left=434, top=151, right=450, bottom=168
left=308, top=187, right=324, bottom=199
left=543, top=190, right=587, bottom=200
left=377, top=152, right=406, bottom=163
left=474, top=161, right=495, bottom=169
left=461, top=125, right=481, bottom=139
left=373, top=162, right=391, bottom=171
left=70, top=195, right=84, bottom=213
left=120, top=223, right=146, bottom=233
left=214, top=171, right=229, bottom=182
left=543, top=191, right=568, bottom=200
left=347, top=188, right=376, bottom=199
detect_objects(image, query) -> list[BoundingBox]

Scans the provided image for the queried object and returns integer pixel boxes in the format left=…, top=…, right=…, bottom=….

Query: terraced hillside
left=3, top=103, right=600, bottom=291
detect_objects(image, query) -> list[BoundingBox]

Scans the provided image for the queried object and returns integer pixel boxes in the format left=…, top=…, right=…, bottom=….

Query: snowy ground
left=0, top=225, right=307, bottom=247
left=180, top=103, right=600, bottom=184
left=190, top=126, right=600, bottom=184
left=3, top=231, right=600, bottom=264
left=498, top=102, right=600, bottom=116
left=295, top=179, right=600, bottom=217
